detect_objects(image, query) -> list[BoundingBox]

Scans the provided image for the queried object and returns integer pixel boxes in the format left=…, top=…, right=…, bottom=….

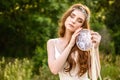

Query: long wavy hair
left=58, top=3, right=91, bottom=77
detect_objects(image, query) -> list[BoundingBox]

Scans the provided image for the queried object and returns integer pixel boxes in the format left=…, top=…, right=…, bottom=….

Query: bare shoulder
left=47, top=38, right=58, bottom=55
left=47, top=38, right=56, bottom=45
left=47, top=38, right=59, bottom=47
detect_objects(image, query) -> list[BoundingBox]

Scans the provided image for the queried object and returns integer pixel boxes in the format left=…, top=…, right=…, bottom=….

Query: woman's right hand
left=69, top=28, right=82, bottom=47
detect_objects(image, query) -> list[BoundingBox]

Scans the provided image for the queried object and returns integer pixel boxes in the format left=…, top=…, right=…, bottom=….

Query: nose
left=71, top=18, right=76, bottom=24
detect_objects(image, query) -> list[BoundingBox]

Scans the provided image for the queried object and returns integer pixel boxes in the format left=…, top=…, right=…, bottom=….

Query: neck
left=63, top=30, right=73, bottom=42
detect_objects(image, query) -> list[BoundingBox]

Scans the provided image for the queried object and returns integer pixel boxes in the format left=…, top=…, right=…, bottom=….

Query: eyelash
left=78, top=20, right=83, bottom=23
left=70, top=14, right=83, bottom=23
left=70, top=14, right=74, bottom=18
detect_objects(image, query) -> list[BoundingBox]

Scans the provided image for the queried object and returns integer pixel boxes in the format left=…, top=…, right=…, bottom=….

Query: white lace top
left=54, top=39, right=90, bottom=80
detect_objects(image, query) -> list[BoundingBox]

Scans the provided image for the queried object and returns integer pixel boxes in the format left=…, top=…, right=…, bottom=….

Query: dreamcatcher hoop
left=76, top=29, right=92, bottom=51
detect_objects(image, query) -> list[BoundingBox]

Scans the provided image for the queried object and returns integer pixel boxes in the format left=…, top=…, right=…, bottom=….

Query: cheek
left=64, top=20, right=67, bottom=27
left=65, top=18, right=70, bottom=26
left=75, top=23, right=83, bottom=29
left=65, top=17, right=70, bottom=23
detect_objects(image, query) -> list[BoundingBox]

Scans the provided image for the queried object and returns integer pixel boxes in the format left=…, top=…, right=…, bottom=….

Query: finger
left=92, top=35, right=98, bottom=39
left=91, top=32, right=101, bottom=39
left=93, top=34, right=101, bottom=41
left=92, top=37, right=101, bottom=44
left=74, top=31, right=81, bottom=37
left=91, top=32, right=99, bottom=35
left=90, top=30, right=94, bottom=34
left=74, top=27, right=82, bottom=34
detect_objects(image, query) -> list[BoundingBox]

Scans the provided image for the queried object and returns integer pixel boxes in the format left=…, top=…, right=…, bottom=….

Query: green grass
left=101, top=64, right=120, bottom=80
left=100, top=54, right=120, bottom=80
left=0, top=54, right=120, bottom=80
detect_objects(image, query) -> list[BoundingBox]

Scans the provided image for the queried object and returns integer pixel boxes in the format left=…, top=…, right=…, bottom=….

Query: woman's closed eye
left=69, top=13, right=84, bottom=23
left=70, top=13, right=75, bottom=18
left=77, top=18, right=83, bottom=23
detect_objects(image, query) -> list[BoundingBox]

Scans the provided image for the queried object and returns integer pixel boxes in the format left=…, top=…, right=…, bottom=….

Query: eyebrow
left=71, top=12, right=84, bottom=21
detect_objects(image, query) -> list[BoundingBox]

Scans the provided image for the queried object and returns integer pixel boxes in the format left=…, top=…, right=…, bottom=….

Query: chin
left=67, top=28, right=75, bottom=32
left=65, top=25, right=75, bottom=32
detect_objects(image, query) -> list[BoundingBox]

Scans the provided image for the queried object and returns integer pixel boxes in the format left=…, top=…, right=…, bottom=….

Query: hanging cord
left=91, top=44, right=102, bottom=80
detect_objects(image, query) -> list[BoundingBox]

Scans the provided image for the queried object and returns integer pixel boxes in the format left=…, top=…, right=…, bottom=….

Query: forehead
left=71, top=9, right=85, bottom=20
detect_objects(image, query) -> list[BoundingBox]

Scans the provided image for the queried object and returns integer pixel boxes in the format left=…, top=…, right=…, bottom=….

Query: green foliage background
left=0, top=0, right=120, bottom=80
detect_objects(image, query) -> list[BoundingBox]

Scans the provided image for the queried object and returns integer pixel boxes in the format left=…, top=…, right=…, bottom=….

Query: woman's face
left=65, top=9, right=86, bottom=32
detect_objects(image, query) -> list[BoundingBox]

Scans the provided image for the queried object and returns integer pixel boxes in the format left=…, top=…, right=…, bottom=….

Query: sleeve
left=90, top=44, right=102, bottom=80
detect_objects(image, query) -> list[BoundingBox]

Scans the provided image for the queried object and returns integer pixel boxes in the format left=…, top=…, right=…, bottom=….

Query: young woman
left=47, top=3, right=101, bottom=80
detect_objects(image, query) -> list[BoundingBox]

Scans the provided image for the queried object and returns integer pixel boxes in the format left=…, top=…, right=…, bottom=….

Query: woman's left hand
left=91, top=31, right=101, bottom=48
